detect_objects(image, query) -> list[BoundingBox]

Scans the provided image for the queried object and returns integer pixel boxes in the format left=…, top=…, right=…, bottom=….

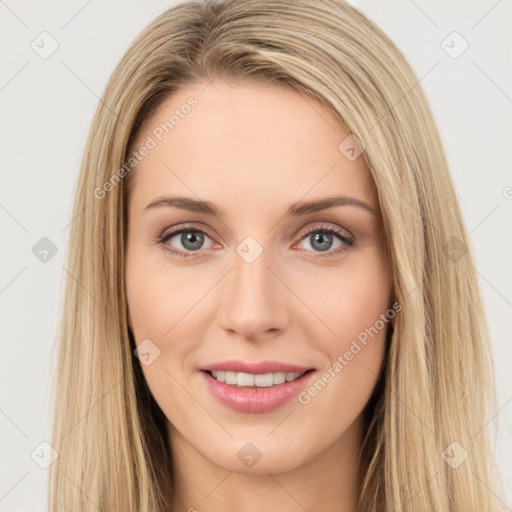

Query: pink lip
left=199, top=368, right=317, bottom=414
left=199, top=359, right=314, bottom=374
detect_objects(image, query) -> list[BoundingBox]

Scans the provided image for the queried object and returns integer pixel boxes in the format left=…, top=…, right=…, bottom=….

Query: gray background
left=1, top=0, right=511, bottom=510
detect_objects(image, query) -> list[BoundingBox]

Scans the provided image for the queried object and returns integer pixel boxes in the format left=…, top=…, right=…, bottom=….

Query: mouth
left=202, top=368, right=315, bottom=389
left=200, top=368, right=317, bottom=413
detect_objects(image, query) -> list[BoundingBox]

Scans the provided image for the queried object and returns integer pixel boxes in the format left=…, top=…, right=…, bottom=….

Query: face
left=125, top=79, right=394, bottom=476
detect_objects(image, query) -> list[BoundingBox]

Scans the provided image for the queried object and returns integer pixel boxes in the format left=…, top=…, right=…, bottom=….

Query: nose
left=217, top=245, right=290, bottom=342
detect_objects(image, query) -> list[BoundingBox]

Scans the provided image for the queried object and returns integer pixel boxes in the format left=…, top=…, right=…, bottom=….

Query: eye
left=295, top=224, right=354, bottom=258
left=155, top=223, right=354, bottom=259
left=156, top=225, right=215, bottom=258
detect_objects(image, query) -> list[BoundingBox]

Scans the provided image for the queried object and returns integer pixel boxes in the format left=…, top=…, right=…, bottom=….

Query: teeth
left=210, top=370, right=304, bottom=387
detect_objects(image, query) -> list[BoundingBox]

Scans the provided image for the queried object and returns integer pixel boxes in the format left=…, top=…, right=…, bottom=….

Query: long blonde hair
left=48, top=0, right=506, bottom=510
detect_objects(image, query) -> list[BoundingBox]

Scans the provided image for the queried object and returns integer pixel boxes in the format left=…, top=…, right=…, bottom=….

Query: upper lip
left=199, top=360, right=315, bottom=375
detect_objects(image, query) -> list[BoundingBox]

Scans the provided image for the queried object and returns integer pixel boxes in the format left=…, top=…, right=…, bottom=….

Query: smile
left=208, top=370, right=306, bottom=387
left=200, top=369, right=316, bottom=413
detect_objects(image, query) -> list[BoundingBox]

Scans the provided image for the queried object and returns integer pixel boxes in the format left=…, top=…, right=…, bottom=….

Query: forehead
left=128, top=79, right=376, bottom=215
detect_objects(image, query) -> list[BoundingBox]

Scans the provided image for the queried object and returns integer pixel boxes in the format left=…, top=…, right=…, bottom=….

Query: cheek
left=316, top=257, right=391, bottom=402
left=126, top=250, right=204, bottom=342
left=297, top=251, right=392, bottom=406
left=125, top=251, right=206, bottom=414
left=308, top=251, right=393, bottom=348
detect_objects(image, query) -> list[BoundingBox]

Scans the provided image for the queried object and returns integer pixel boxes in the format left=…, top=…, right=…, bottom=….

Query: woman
left=48, top=0, right=507, bottom=510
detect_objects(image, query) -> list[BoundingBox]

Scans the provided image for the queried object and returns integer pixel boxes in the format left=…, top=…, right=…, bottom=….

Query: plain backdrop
left=1, top=1, right=511, bottom=510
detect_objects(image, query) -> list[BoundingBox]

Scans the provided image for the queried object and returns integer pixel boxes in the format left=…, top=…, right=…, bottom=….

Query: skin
left=125, top=78, right=394, bottom=512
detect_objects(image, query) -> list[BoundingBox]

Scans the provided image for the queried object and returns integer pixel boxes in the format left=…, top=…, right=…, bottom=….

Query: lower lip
left=200, top=370, right=316, bottom=413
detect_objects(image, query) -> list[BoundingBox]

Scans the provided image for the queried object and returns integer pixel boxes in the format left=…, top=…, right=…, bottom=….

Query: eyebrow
left=144, top=195, right=379, bottom=217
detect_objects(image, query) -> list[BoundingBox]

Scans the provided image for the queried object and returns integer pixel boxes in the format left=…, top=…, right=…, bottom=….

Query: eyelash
left=155, top=223, right=355, bottom=259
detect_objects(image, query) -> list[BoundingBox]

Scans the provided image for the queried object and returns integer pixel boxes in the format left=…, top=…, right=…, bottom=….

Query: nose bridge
left=218, top=239, right=288, bottom=339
